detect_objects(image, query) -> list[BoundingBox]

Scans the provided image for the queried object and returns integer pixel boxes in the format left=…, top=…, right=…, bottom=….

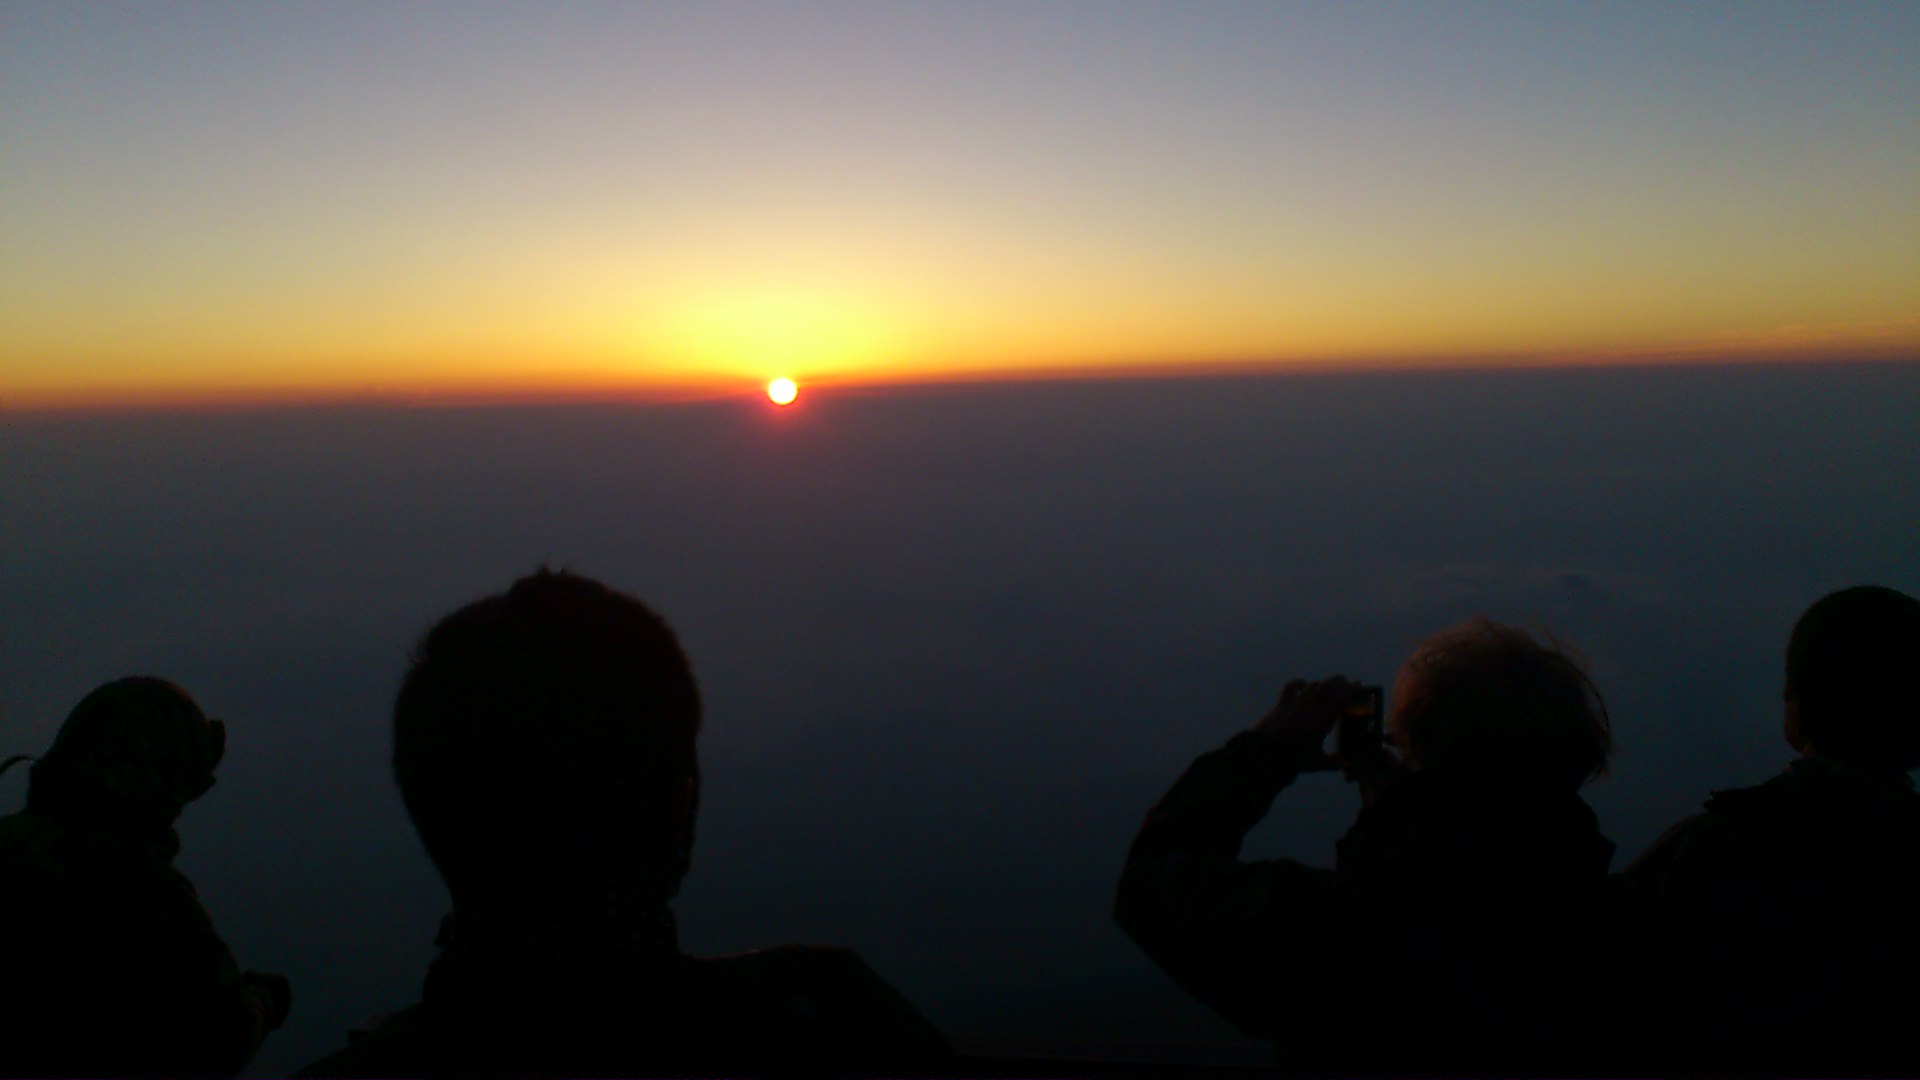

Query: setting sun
left=767, top=378, right=798, bottom=405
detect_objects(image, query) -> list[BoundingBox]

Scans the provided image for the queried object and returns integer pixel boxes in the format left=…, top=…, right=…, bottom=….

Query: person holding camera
left=1115, top=619, right=1632, bottom=1075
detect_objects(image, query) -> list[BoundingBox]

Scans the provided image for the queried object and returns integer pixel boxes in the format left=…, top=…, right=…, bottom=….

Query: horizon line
left=6, top=348, right=1917, bottom=418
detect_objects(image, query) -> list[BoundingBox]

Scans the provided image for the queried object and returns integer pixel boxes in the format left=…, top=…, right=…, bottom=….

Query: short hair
left=1388, top=618, right=1612, bottom=789
left=1785, top=585, right=1920, bottom=770
left=393, top=570, right=702, bottom=903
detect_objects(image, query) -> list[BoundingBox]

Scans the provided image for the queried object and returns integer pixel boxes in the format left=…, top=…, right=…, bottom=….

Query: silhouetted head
left=27, top=676, right=224, bottom=824
left=1387, top=619, right=1611, bottom=790
left=393, top=570, right=703, bottom=911
left=1783, top=585, right=1920, bottom=771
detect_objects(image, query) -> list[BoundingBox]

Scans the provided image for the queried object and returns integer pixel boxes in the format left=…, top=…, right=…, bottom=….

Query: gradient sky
left=3, top=1, right=1917, bottom=406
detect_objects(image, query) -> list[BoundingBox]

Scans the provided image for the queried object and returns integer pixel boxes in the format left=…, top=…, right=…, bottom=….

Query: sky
left=4, top=1, right=1918, bottom=407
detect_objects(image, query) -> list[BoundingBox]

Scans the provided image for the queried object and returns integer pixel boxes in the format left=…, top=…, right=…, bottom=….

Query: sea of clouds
left=3, top=361, right=1916, bottom=1073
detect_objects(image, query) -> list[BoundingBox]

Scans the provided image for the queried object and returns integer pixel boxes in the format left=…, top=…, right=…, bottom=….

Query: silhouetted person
left=1621, top=585, right=1920, bottom=1076
left=0, top=677, right=291, bottom=1078
left=298, top=569, right=949, bottom=1078
left=1116, top=619, right=1631, bottom=1075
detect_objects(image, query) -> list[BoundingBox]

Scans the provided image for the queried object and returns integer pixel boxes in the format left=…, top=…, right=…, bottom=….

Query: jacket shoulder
left=293, top=1005, right=431, bottom=1079
left=689, top=945, right=954, bottom=1060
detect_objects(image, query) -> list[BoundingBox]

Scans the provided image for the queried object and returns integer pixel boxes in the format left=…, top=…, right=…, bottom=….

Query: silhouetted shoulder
left=291, top=1004, right=431, bottom=1079
left=1628, top=759, right=1920, bottom=898
left=295, top=945, right=950, bottom=1078
left=1622, top=760, right=1920, bottom=1075
left=689, top=944, right=952, bottom=1061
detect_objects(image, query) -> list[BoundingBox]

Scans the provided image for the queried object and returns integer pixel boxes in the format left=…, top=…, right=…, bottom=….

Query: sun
left=766, top=377, right=798, bottom=405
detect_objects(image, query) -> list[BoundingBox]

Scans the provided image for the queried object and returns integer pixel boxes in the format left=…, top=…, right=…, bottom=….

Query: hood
left=26, top=677, right=223, bottom=844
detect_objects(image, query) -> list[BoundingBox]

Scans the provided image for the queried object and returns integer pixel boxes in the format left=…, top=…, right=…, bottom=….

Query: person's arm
left=1114, top=679, right=1355, bottom=1038
left=124, top=863, right=288, bottom=1078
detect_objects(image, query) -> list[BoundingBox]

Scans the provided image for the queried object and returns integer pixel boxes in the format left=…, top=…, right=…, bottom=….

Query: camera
left=1335, top=684, right=1385, bottom=762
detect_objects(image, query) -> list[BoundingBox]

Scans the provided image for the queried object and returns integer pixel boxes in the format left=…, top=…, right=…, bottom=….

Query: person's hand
left=242, top=971, right=292, bottom=1032
left=1251, top=677, right=1356, bottom=771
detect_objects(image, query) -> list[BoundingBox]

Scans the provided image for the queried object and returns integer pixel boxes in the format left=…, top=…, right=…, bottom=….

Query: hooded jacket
left=0, top=679, right=262, bottom=1078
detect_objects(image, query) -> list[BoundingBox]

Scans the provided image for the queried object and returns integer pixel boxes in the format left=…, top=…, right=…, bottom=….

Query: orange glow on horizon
left=4, top=337, right=1917, bottom=416
left=3, top=345, right=1920, bottom=413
